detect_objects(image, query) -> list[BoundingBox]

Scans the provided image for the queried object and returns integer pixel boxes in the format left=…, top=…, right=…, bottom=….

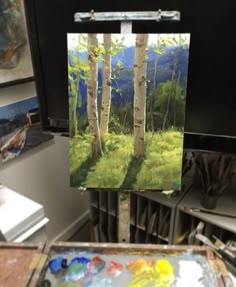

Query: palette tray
left=35, top=243, right=232, bottom=287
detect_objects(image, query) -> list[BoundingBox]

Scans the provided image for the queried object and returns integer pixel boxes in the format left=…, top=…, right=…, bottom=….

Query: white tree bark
left=100, top=34, right=112, bottom=136
left=87, top=34, right=103, bottom=157
left=134, top=34, right=148, bottom=158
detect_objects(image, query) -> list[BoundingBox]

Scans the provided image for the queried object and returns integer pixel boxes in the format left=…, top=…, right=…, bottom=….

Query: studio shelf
left=89, top=186, right=236, bottom=245
left=89, top=190, right=99, bottom=208
left=132, top=191, right=186, bottom=244
left=108, top=191, right=118, bottom=217
left=88, top=189, right=187, bottom=244
left=173, top=186, right=236, bottom=245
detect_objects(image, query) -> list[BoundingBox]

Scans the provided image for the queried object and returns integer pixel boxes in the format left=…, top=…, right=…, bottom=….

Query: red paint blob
left=107, top=260, right=123, bottom=276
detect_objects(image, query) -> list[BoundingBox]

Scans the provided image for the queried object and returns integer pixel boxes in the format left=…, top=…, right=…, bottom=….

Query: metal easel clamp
left=74, top=10, right=181, bottom=23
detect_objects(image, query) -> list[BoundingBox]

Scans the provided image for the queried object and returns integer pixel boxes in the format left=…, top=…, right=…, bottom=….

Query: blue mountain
left=68, top=45, right=189, bottom=114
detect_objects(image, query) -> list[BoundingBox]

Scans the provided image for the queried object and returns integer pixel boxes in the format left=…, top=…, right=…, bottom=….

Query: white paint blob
left=175, top=260, right=204, bottom=287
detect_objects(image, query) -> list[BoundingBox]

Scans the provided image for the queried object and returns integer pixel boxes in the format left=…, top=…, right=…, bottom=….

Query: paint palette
left=35, top=243, right=228, bottom=287
left=0, top=242, right=232, bottom=286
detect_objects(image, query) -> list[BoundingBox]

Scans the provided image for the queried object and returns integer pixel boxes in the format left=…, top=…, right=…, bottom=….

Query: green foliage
left=68, top=36, right=91, bottom=137
left=69, top=97, right=76, bottom=137
left=147, top=80, right=186, bottom=131
left=117, top=60, right=124, bottom=69
left=70, top=133, right=133, bottom=188
left=110, top=102, right=133, bottom=134
left=70, top=133, right=93, bottom=176
left=178, top=34, right=190, bottom=49
left=77, top=115, right=89, bottom=133
left=108, top=114, right=124, bottom=134
left=108, top=66, right=134, bottom=133
left=151, top=34, right=177, bottom=57
left=70, top=130, right=184, bottom=190
left=159, top=36, right=177, bottom=47
left=134, top=131, right=184, bottom=190
left=110, top=36, right=125, bottom=56
left=86, top=133, right=133, bottom=188
left=153, top=47, right=163, bottom=55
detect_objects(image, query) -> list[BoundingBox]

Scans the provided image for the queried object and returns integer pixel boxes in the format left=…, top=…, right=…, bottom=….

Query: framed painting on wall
left=68, top=33, right=190, bottom=191
left=0, top=0, right=34, bottom=87
left=0, top=95, right=53, bottom=164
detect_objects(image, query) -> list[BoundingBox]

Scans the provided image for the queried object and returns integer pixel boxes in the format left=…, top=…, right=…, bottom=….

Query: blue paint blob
left=61, top=258, right=68, bottom=268
left=70, top=256, right=91, bottom=265
left=48, top=256, right=65, bottom=274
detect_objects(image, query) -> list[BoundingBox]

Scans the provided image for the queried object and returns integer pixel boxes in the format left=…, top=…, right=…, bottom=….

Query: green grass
left=134, top=131, right=183, bottom=190
left=70, top=130, right=184, bottom=190
left=70, top=133, right=93, bottom=174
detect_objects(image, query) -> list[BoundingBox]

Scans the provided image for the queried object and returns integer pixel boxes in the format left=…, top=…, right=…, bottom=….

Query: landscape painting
left=0, top=96, right=53, bottom=163
left=68, top=33, right=190, bottom=191
left=0, top=0, right=33, bottom=86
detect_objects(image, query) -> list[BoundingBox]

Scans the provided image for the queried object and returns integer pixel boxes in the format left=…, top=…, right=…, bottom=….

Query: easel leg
left=118, top=192, right=130, bottom=243
left=118, top=21, right=132, bottom=244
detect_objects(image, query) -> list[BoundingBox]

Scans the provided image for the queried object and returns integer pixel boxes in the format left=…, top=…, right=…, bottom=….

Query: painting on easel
left=68, top=33, right=190, bottom=191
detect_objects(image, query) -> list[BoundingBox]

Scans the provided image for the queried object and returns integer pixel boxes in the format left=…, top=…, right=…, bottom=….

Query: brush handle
left=190, top=208, right=236, bottom=219
left=218, top=249, right=236, bottom=269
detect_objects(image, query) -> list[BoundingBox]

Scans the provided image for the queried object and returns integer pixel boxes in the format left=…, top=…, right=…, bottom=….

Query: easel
left=75, top=10, right=180, bottom=243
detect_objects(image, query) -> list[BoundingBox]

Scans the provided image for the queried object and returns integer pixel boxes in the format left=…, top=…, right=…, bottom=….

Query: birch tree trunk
left=133, top=34, right=148, bottom=158
left=100, top=34, right=112, bottom=136
left=87, top=34, right=103, bottom=157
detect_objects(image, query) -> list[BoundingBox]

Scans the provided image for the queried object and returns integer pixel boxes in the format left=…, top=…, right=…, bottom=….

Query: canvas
left=0, top=0, right=33, bottom=86
left=0, top=96, right=53, bottom=163
left=68, top=33, right=190, bottom=191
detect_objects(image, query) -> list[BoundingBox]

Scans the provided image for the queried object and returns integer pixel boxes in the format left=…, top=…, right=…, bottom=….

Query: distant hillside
left=68, top=45, right=189, bottom=114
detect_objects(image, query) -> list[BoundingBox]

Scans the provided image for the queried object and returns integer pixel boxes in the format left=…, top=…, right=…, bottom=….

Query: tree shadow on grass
left=70, top=155, right=98, bottom=187
left=120, top=156, right=144, bottom=190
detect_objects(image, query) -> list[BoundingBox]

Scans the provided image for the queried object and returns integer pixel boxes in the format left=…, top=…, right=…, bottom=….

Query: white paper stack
left=0, top=184, right=47, bottom=241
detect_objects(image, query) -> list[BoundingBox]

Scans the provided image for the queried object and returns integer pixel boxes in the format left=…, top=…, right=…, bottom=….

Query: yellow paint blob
left=155, top=259, right=174, bottom=276
left=127, top=258, right=175, bottom=287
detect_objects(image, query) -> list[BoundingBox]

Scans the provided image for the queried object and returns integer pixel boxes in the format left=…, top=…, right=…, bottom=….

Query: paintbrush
left=196, top=234, right=236, bottom=277
left=187, top=207, right=236, bottom=219
left=213, top=236, right=236, bottom=265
